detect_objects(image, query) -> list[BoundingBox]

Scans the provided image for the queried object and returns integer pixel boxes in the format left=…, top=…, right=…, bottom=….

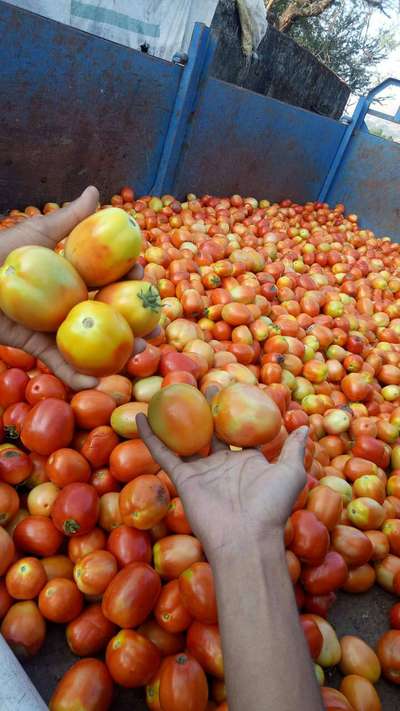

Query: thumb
left=278, top=426, right=308, bottom=483
left=34, top=185, right=99, bottom=243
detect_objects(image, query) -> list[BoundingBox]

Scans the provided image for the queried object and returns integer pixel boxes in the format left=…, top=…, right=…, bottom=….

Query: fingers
left=34, top=186, right=99, bottom=243
left=278, top=426, right=308, bottom=486
left=136, top=413, right=183, bottom=482
left=132, top=337, right=147, bottom=356
left=203, top=385, right=228, bottom=453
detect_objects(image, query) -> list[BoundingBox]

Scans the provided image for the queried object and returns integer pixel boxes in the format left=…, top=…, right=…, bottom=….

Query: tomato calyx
left=138, top=286, right=161, bottom=313
left=63, top=518, right=81, bottom=535
left=176, top=654, right=188, bottom=665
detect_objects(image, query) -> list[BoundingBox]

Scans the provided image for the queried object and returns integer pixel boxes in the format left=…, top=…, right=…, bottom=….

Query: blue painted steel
left=327, top=130, right=400, bottom=240
left=173, top=77, right=346, bottom=202
left=319, top=78, right=400, bottom=202
left=0, top=0, right=181, bottom=210
left=151, top=23, right=217, bottom=196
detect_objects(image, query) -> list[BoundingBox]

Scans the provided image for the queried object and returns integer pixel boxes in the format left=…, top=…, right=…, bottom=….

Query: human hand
left=0, top=187, right=155, bottom=389
left=137, top=408, right=308, bottom=561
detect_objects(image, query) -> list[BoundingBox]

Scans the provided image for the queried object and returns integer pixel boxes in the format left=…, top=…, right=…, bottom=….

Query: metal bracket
left=318, top=77, right=400, bottom=202
left=151, top=22, right=217, bottom=196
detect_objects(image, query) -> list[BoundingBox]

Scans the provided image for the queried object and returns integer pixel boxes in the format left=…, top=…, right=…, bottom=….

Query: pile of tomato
left=1, top=187, right=400, bottom=711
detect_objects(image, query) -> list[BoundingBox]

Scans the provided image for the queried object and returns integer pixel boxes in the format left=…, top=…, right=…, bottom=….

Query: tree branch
left=276, top=1, right=337, bottom=32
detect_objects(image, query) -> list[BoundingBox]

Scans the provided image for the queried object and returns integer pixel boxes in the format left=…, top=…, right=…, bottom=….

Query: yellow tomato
left=64, top=207, right=142, bottom=287
left=56, top=301, right=134, bottom=377
left=0, top=246, right=87, bottom=331
left=96, top=280, right=161, bottom=336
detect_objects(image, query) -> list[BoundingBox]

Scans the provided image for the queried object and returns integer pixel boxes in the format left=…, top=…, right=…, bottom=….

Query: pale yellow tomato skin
left=64, top=207, right=142, bottom=287
left=56, top=301, right=134, bottom=377
left=0, top=246, right=87, bottom=331
left=96, top=280, right=161, bottom=336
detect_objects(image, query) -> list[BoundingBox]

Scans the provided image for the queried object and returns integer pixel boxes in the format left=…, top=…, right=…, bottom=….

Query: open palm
left=137, top=413, right=308, bottom=559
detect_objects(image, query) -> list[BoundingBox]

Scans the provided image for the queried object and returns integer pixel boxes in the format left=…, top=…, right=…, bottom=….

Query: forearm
left=210, top=532, right=324, bottom=711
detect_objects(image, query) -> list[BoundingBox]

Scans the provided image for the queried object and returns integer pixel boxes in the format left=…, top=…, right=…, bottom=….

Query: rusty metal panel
left=0, top=1, right=181, bottom=210
left=173, top=77, right=346, bottom=202
left=327, top=130, right=400, bottom=241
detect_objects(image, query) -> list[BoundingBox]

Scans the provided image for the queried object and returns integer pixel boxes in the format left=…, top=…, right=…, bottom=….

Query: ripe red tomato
left=119, top=475, right=170, bottom=529
left=66, top=603, right=117, bottom=656
left=179, top=562, right=217, bottom=624
left=306, top=485, right=342, bottom=531
left=0, top=368, right=29, bottom=408
left=51, top=482, right=99, bottom=536
left=299, top=615, right=323, bottom=659
left=106, top=629, right=161, bottom=687
left=2, top=401, right=31, bottom=439
left=106, top=524, right=152, bottom=566
left=154, top=535, right=204, bottom=579
left=0, top=346, right=35, bottom=370
left=0, top=600, right=46, bottom=657
left=290, top=510, right=330, bottom=565
left=81, top=425, right=119, bottom=468
left=21, top=398, right=74, bottom=455
left=14, top=515, right=64, bottom=556
left=321, top=686, right=356, bottom=711
left=165, top=497, right=192, bottom=534
left=301, top=551, right=348, bottom=595
left=331, top=525, right=373, bottom=567
left=71, top=389, right=116, bottom=429
left=377, top=629, right=400, bottom=684
left=148, top=384, right=213, bottom=456
left=67, top=527, right=106, bottom=563
left=5, top=557, right=47, bottom=600
left=41, top=555, right=74, bottom=581
left=110, top=439, right=160, bottom=482
left=159, top=653, right=208, bottom=711
left=155, top=579, right=193, bottom=633
left=102, top=562, right=161, bottom=628
left=46, top=447, right=91, bottom=488
left=187, top=622, right=224, bottom=678
left=0, top=481, right=19, bottom=526
left=138, top=619, right=185, bottom=657
left=38, top=577, right=83, bottom=623
left=49, top=658, right=113, bottom=711
left=0, top=447, right=32, bottom=485
left=390, top=602, right=400, bottom=630
left=73, top=549, right=117, bottom=596
left=90, top=467, right=120, bottom=495
left=25, top=374, right=67, bottom=404
left=0, top=526, right=15, bottom=575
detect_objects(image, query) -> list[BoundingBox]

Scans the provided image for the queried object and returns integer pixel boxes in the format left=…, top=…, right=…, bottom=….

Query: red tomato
left=148, top=384, right=213, bottom=456
left=107, top=524, right=151, bottom=566
left=352, top=435, right=391, bottom=469
left=51, top=482, right=99, bottom=536
left=119, top=474, right=170, bottom=529
left=71, top=389, right=116, bottom=429
left=0, top=447, right=32, bottom=485
left=38, top=577, right=83, bottom=623
left=96, top=374, right=132, bottom=405
left=154, top=535, right=204, bottom=579
left=0, top=368, right=29, bottom=408
left=299, top=615, right=323, bottom=659
left=342, top=564, right=376, bottom=593
left=390, top=602, right=400, bottom=630
left=110, top=439, right=160, bottom=482
left=102, top=562, right=161, bottom=628
left=290, top=511, right=330, bottom=565
left=159, top=352, right=199, bottom=377
left=66, top=603, right=117, bottom=656
left=139, top=619, right=185, bottom=657
left=14, top=515, right=63, bottom=556
left=90, top=467, right=120, bottom=495
left=73, top=549, right=118, bottom=596
left=25, top=374, right=66, bottom=404
left=165, top=497, right=192, bottom=534
left=46, top=448, right=91, bottom=487
left=0, top=346, right=35, bottom=370
left=187, top=622, right=224, bottom=678
left=126, top=344, right=161, bottom=378
left=49, top=658, right=113, bottom=711
left=21, top=398, right=74, bottom=455
left=301, top=551, right=348, bottom=595
left=377, top=630, right=400, bottom=684
left=0, top=481, right=19, bottom=526
left=331, top=526, right=373, bottom=567
left=155, top=579, right=193, bottom=633
left=0, top=526, right=15, bottom=575
left=2, top=401, right=31, bottom=439
left=211, top=382, right=282, bottom=447
left=68, top=527, right=106, bottom=563
left=159, top=653, right=208, bottom=711
left=306, top=485, right=342, bottom=530
left=0, top=601, right=46, bottom=657
left=81, top=425, right=119, bottom=468
left=179, top=562, right=217, bottom=624
left=0, top=579, right=12, bottom=619
left=106, top=629, right=161, bottom=687
left=41, top=555, right=74, bottom=581
left=321, top=686, right=356, bottom=711
left=5, top=557, right=47, bottom=600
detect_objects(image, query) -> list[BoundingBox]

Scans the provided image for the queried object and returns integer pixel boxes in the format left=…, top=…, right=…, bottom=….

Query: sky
left=367, top=3, right=400, bottom=113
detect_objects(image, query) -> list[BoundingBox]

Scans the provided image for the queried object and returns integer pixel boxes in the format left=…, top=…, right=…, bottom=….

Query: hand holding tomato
left=137, top=409, right=308, bottom=560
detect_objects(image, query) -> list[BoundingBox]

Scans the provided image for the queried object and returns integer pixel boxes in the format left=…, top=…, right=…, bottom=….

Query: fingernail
left=294, top=426, right=309, bottom=439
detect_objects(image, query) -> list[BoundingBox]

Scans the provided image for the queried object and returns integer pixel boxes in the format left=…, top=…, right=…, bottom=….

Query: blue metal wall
left=173, top=77, right=346, bottom=203
left=0, top=1, right=181, bottom=210
left=327, top=131, right=400, bottom=242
